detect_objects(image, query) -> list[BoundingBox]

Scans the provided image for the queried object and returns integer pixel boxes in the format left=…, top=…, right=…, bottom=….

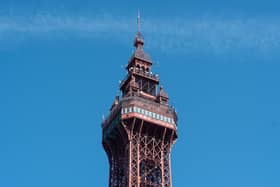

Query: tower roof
left=131, top=39, right=152, bottom=63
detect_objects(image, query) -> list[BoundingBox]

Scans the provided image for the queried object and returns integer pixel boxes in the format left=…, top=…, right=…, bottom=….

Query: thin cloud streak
left=0, top=14, right=131, bottom=34
left=0, top=14, right=280, bottom=56
left=144, top=18, right=280, bottom=56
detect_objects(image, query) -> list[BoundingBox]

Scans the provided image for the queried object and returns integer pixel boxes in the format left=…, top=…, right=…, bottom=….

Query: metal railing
left=131, top=67, right=159, bottom=81
left=102, top=95, right=177, bottom=128
left=120, top=67, right=159, bottom=88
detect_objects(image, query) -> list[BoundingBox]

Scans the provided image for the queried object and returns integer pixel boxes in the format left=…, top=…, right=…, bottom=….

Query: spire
left=134, top=10, right=144, bottom=48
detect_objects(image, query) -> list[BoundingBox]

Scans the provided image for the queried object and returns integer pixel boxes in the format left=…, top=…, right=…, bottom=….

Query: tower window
left=145, top=110, right=148, bottom=116
left=156, top=114, right=160, bottom=120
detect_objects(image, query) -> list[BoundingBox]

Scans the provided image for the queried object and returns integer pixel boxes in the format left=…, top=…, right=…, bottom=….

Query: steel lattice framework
left=102, top=24, right=178, bottom=187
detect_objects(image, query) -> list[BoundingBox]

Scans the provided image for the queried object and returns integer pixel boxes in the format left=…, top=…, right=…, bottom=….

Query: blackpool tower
left=102, top=14, right=178, bottom=187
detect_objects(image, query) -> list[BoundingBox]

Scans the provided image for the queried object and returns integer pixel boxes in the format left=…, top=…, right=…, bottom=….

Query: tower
left=102, top=14, right=178, bottom=187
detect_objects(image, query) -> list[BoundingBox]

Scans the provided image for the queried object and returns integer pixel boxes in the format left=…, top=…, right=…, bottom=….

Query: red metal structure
left=102, top=15, right=178, bottom=187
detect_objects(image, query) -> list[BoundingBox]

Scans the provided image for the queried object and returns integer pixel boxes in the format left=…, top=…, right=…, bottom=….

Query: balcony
left=102, top=95, right=177, bottom=129
left=120, top=67, right=159, bottom=89
left=131, top=67, right=159, bottom=82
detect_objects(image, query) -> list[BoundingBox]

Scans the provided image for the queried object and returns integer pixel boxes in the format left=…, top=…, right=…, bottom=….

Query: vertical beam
left=161, top=128, right=167, bottom=186
left=169, top=130, right=175, bottom=187
left=108, top=151, right=113, bottom=187
left=137, top=120, right=144, bottom=186
left=128, top=118, right=136, bottom=187
left=130, top=118, right=136, bottom=140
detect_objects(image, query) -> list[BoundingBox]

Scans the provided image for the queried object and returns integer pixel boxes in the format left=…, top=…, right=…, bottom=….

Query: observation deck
left=102, top=95, right=177, bottom=131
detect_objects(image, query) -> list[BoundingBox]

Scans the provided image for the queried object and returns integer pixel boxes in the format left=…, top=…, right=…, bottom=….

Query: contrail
left=0, top=14, right=280, bottom=57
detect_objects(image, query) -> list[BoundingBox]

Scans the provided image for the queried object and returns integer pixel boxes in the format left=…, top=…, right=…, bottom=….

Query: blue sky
left=0, top=1, right=280, bottom=187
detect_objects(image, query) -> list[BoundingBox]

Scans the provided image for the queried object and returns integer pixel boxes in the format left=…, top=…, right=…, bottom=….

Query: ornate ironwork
left=102, top=20, right=178, bottom=187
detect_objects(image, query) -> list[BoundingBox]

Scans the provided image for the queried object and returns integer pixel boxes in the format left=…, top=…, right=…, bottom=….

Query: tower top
left=102, top=12, right=178, bottom=187
left=134, top=11, right=144, bottom=48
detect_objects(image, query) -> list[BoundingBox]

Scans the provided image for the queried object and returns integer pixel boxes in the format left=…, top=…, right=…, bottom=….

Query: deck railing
left=102, top=95, right=177, bottom=128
